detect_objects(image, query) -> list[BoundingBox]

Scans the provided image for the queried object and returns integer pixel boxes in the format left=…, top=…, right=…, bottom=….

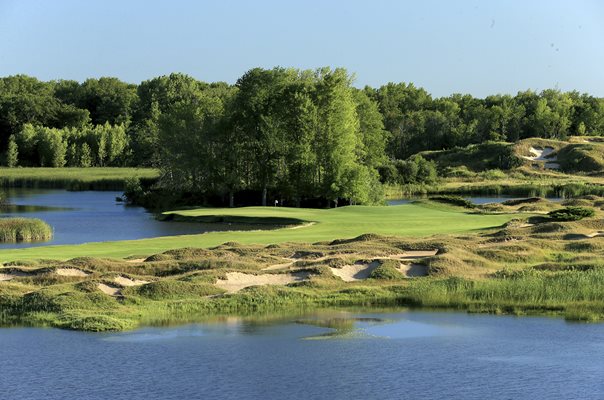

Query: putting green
left=0, top=203, right=516, bottom=262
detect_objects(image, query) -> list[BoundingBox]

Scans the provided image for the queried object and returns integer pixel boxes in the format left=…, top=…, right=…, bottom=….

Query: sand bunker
left=125, top=258, right=146, bottom=264
left=98, top=283, right=121, bottom=296
left=522, top=147, right=560, bottom=169
left=55, top=268, right=89, bottom=277
left=262, top=261, right=294, bottom=271
left=330, top=260, right=381, bottom=282
left=584, top=232, right=604, bottom=238
left=399, top=263, right=429, bottom=277
left=215, top=271, right=310, bottom=293
left=0, top=271, right=28, bottom=281
left=114, top=276, right=148, bottom=287
left=387, top=250, right=438, bottom=260
left=0, top=269, right=31, bottom=281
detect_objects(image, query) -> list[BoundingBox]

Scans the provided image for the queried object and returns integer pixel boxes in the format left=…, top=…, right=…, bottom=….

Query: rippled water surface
left=1, top=310, right=603, bottom=400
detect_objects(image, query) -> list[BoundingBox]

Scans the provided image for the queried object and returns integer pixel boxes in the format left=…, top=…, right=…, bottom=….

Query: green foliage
left=421, top=142, right=522, bottom=171
left=390, top=155, right=438, bottom=185
left=127, top=280, right=224, bottom=300
left=6, top=135, right=18, bottom=167
left=548, top=206, right=595, bottom=221
left=428, top=195, right=475, bottom=208
left=369, top=260, right=404, bottom=280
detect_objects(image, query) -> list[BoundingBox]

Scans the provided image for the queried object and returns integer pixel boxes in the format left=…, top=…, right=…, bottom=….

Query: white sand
left=522, top=147, right=560, bottom=169
left=262, top=261, right=294, bottom=271
left=125, top=258, right=146, bottom=264
left=215, top=271, right=310, bottom=293
left=387, top=250, right=438, bottom=260
left=330, top=260, right=381, bottom=282
left=0, top=270, right=30, bottom=281
left=0, top=273, right=16, bottom=281
left=114, top=276, right=148, bottom=286
left=399, top=263, right=429, bottom=277
left=585, top=231, right=604, bottom=238
left=55, top=268, right=89, bottom=277
left=98, top=283, right=121, bottom=296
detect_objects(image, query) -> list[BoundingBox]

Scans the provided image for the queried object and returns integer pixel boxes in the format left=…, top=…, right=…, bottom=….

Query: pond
left=0, top=189, right=264, bottom=249
left=0, top=310, right=602, bottom=400
left=388, top=195, right=563, bottom=206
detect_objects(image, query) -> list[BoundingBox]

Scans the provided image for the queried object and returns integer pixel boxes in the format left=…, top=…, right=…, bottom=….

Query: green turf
left=0, top=203, right=517, bottom=262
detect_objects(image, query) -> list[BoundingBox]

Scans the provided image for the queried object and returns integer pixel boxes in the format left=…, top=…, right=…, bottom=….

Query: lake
left=388, top=195, right=563, bottom=206
left=0, top=189, right=263, bottom=249
left=0, top=310, right=602, bottom=400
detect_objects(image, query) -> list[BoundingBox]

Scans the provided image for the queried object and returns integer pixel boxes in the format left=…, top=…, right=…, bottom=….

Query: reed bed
left=0, top=218, right=52, bottom=242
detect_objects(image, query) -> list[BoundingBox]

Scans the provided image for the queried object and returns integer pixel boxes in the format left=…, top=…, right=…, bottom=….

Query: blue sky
left=0, top=0, right=602, bottom=97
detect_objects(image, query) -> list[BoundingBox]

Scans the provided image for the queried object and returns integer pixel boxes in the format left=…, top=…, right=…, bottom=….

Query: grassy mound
left=420, top=142, right=521, bottom=171
left=0, top=218, right=52, bottom=242
left=556, top=143, right=604, bottom=172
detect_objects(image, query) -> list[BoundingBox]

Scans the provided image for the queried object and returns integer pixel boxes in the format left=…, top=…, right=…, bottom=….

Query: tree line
left=1, top=69, right=603, bottom=205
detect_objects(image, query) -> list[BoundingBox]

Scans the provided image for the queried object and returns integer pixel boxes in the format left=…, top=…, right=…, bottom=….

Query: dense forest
left=1, top=69, right=603, bottom=206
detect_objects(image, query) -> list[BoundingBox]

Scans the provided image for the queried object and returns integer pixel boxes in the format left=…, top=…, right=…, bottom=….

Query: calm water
left=388, top=195, right=563, bottom=206
left=0, top=310, right=602, bottom=400
left=0, top=189, right=260, bottom=248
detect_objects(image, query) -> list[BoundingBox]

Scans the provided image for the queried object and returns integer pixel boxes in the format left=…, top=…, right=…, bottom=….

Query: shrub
left=548, top=207, right=595, bottom=221
left=428, top=195, right=475, bottom=209
left=369, top=260, right=404, bottom=280
left=480, top=169, right=506, bottom=180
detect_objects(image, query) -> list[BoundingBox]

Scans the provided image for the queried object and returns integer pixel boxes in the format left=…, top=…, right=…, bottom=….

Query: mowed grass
left=0, top=203, right=516, bottom=262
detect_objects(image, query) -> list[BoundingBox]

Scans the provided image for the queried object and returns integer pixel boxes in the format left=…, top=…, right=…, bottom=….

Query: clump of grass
left=428, top=195, right=475, bottom=208
left=0, top=218, right=52, bottom=242
left=369, top=260, right=404, bottom=280
left=125, top=280, right=224, bottom=300
left=548, top=207, right=595, bottom=221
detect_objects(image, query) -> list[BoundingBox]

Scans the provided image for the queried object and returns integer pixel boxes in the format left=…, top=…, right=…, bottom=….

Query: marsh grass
left=0, top=218, right=52, bottom=242
left=0, top=167, right=158, bottom=190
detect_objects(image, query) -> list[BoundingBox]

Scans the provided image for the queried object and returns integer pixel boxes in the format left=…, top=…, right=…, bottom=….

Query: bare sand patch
left=522, top=147, right=559, bottom=169
left=399, top=263, right=429, bottom=277
left=262, top=261, right=294, bottom=271
left=330, top=260, right=381, bottom=282
left=585, top=231, right=604, bottom=238
left=215, top=271, right=310, bottom=293
left=125, top=258, right=146, bottom=264
left=388, top=250, right=438, bottom=260
left=287, top=222, right=315, bottom=230
left=98, top=283, right=121, bottom=296
left=114, top=276, right=149, bottom=286
left=55, top=268, right=89, bottom=277
left=0, top=270, right=30, bottom=281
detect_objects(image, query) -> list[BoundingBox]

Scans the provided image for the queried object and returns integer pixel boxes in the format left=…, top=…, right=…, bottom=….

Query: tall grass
left=0, top=167, right=159, bottom=191
left=0, top=218, right=52, bottom=242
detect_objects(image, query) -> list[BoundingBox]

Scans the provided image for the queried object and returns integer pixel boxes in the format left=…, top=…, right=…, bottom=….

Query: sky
left=0, top=0, right=603, bottom=97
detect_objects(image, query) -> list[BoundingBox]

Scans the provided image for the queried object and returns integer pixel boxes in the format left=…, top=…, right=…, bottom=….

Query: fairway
left=0, top=203, right=516, bottom=262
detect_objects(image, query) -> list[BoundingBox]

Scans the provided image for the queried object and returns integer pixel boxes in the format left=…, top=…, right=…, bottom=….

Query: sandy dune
left=215, top=271, right=310, bottom=293
left=262, top=261, right=294, bottom=271
left=522, top=147, right=560, bottom=169
left=0, top=270, right=31, bottom=281
left=114, top=276, right=149, bottom=286
left=98, top=283, right=121, bottom=296
left=399, top=263, right=429, bottom=277
left=330, top=260, right=381, bottom=281
left=125, top=258, right=146, bottom=264
left=55, top=268, right=89, bottom=277
left=585, top=231, right=604, bottom=238
left=388, top=250, right=438, bottom=260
